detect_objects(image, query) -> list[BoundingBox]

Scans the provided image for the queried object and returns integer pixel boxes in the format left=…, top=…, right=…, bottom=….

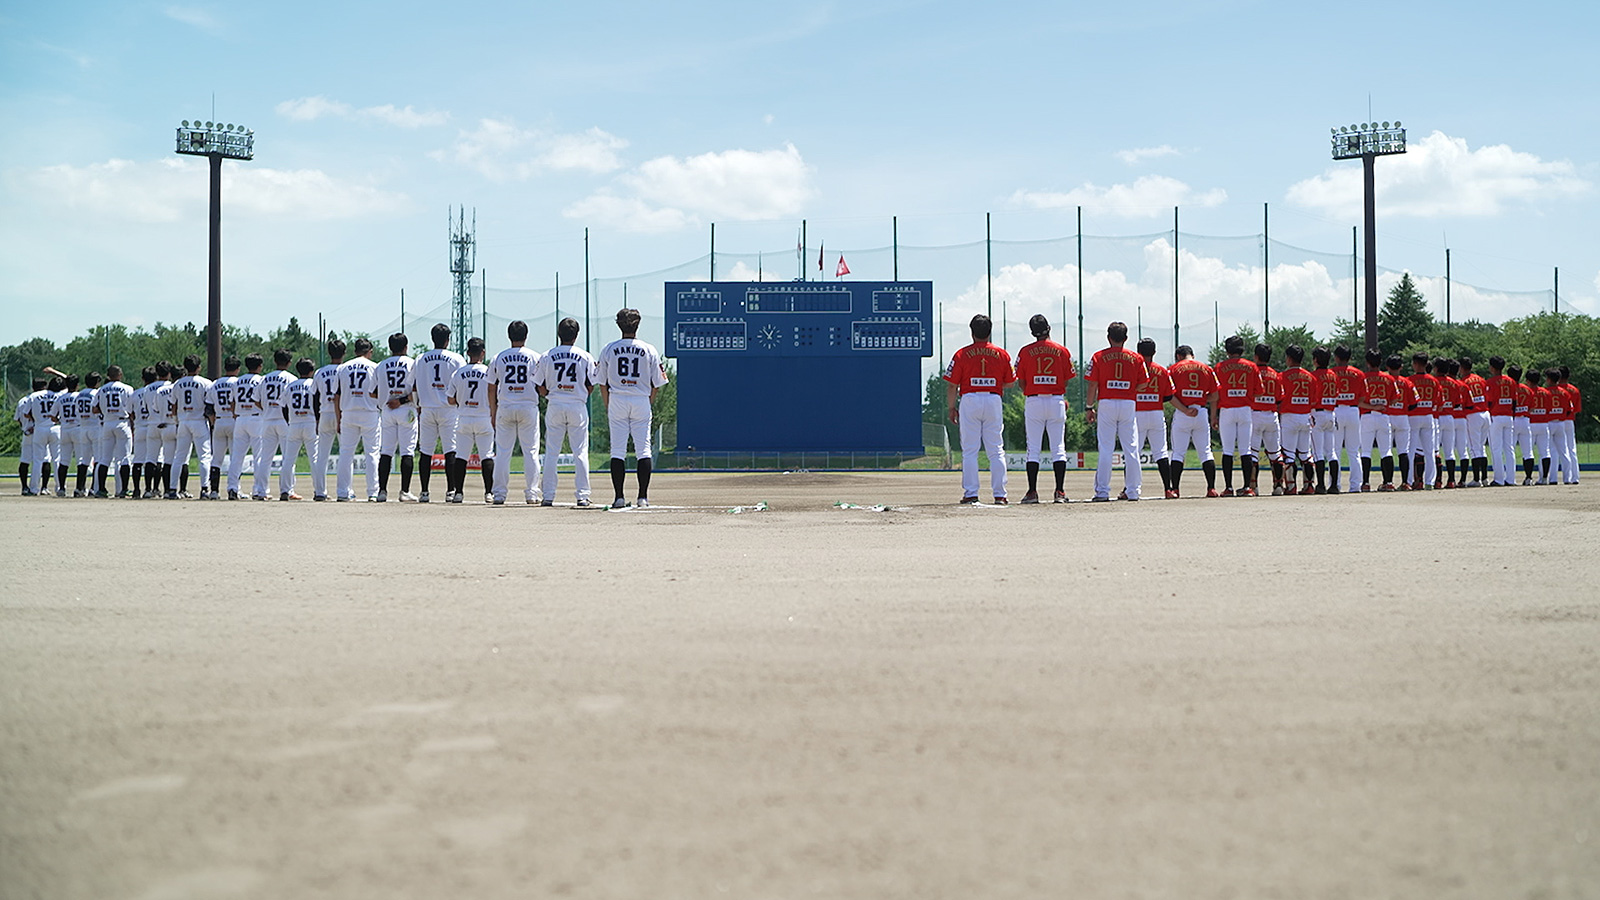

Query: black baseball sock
left=118, top=464, right=130, bottom=495
left=179, top=465, right=189, bottom=493
left=1202, top=459, right=1216, bottom=490
left=210, top=466, right=220, bottom=493
left=610, top=458, right=626, bottom=499
left=1382, top=456, right=1394, bottom=485
left=1542, top=457, right=1551, bottom=481
left=97, top=464, right=109, bottom=494
left=1271, top=458, right=1284, bottom=489
left=162, top=462, right=173, bottom=493
left=400, top=454, right=414, bottom=494
left=17, top=462, right=27, bottom=492
left=1445, top=459, right=1456, bottom=484
left=1026, top=462, right=1039, bottom=493
left=1361, top=456, right=1372, bottom=486
left=1315, top=461, right=1326, bottom=492
left=1170, top=461, right=1184, bottom=493
left=58, top=464, right=68, bottom=491
left=1053, top=460, right=1067, bottom=493
left=1221, top=454, right=1234, bottom=489
left=418, top=453, right=432, bottom=494
left=480, top=458, right=494, bottom=495
left=1155, top=458, right=1171, bottom=492
left=377, top=454, right=392, bottom=493
left=637, top=457, right=652, bottom=499
left=76, top=464, right=88, bottom=493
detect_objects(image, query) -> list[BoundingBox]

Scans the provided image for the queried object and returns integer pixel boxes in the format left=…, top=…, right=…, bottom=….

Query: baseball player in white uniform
left=446, top=337, right=496, bottom=504
left=54, top=373, right=85, bottom=496
left=14, top=379, right=47, bottom=495
left=76, top=372, right=103, bottom=496
left=37, top=376, right=65, bottom=496
left=148, top=363, right=178, bottom=498
left=129, top=368, right=155, bottom=497
left=93, top=366, right=135, bottom=498
left=334, top=338, right=381, bottom=502
left=489, top=320, right=543, bottom=505
left=227, top=354, right=265, bottom=500
left=254, top=350, right=297, bottom=501
left=280, top=358, right=318, bottom=500
left=534, top=317, right=599, bottom=507
left=310, top=341, right=344, bottom=502
left=374, top=332, right=419, bottom=502
left=169, top=355, right=214, bottom=499
left=414, top=324, right=465, bottom=503
left=208, top=356, right=240, bottom=499
left=598, top=308, right=668, bottom=509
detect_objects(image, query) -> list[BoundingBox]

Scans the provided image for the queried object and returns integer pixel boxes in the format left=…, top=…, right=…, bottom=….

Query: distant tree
left=1377, top=272, right=1433, bottom=357
left=1329, top=317, right=1365, bottom=352
left=1207, top=322, right=1321, bottom=367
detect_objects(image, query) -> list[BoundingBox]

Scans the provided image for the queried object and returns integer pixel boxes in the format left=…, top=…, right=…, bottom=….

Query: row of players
left=945, top=315, right=1584, bottom=503
left=10, top=310, right=669, bottom=506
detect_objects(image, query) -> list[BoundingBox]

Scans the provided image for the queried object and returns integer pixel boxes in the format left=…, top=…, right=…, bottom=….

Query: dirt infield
left=3, top=473, right=1598, bottom=899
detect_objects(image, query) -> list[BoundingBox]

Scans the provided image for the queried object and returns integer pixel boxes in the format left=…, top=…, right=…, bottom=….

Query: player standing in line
left=489, top=320, right=544, bottom=506
left=374, top=333, right=419, bottom=502
left=77, top=372, right=103, bottom=496
left=1329, top=345, right=1366, bottom=494
left=168, top=355, right=213, bottom=500
left=1509, top=364, right=1534, bottom=485
left=534, top=317, right=599, bottom=507
left=1212, top=335, right=1261, bottom=496
left=1458, top=357, right=1490, bottom=487
left=41, top=375, right=66, bottom=496
left=1309, top=347, right=1340, bottom=494
left=1014, top=315, right=1076, bottom=504
left=310, top=341, right=344, bottom=502
left=1406, top=353, right=1440, bottom=491
left=54, top=373, right=84, bottom=496
left=1132, top=337, right=1175, bottom=500
left=446, top=337, right=496, bottom=504
left=598, top=309, right=669, bottom=509
left=14, top=379, right=46, bottom=495
left=92, top=366, right=135, bottom=498
left=254, top=349, right=298, bottom=501
left=1385, top=355, right=1414, bottom=491
left=1527, top=369, right=1554, bottom=485
left=334, top=338, right=382, bottom=502
left=1543, top=367, right=1573, bottom=485
left=1356, top=349, right=1392, bottom=492
left=279, top=358, right=317, bottom=500
left=1484, top=356, right=1517, bottom=486
left=1557, top=365, right=1581, bottom=484
left=1165, top=345, right=1218, bottom=498
left=1435, top=359, right=1461, bottom=488
left=226, top=354, right=265, bottom=500
left=414, top=324, right=465, bottom=504
left=1084, top=321, right=1148, bottom=502
left=207, top=357, right=239, bottom=500
left=1248, top=344, right=1284, bottom=496
left=127, top=367, right=152, bottom=497
left=944, top=314, right=1014, bottom=504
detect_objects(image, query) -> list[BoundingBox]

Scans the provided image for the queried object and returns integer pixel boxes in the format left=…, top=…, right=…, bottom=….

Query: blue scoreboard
left=665, top=281, right=934, bottom=453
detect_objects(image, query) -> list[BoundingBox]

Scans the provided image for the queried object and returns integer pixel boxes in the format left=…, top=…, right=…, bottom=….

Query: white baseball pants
left=493, top=404, right=541, bottom=503
left=337, top=411, right=380, bottom=500
left=379, top=405, right=418, bottom=457
left=1360, top=412, right=1391, bottom=459
left=1024, top=394, right=1069, bottom=464
left=1217, top=406, right=1254, bottom=458
left=174, top=419, right=211, bottom=491
left=310, top=417, right=337, bottom=498
left=1410, top=416, right=1437, bottom=485
left=542, top=402, right=591, bottom=503
left=959, top=392, right=1006, bottom=500
left=281, top=420, right=316, bottom=495
left=228, top=416, right=263, bottom=493
left=1489, top=415, right=1515, bottom=484
left=418, top=406, right=458, bottom=460
left=1170, top=408, right=1212, bottom=464
left=1093, top=398, right=1140, bottom=501
left=607, top=394, right=654, bottom=460
left=254, top=417, right=290, bottom=499
left=1134, top=408, right=1169, bottom=463
left=452, top=417, right=494, bottom=460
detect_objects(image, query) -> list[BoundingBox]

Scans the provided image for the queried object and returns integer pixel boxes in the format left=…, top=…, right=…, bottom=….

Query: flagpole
left=801, top=220, right=807, bottom=281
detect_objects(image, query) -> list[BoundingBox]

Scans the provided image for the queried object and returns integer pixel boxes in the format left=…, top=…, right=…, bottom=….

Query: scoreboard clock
left=664, top=281, right=935, bottom=453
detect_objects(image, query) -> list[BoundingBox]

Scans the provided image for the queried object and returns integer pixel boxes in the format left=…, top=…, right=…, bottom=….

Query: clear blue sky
left=3, top=0, right=1595, bottom=349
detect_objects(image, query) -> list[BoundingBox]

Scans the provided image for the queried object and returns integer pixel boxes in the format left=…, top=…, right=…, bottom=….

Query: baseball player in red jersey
left=1084, top=321, right=1148, bottom=501
left=945, top=314, right=1014, bottom=504
left=1435, top=359, right=1462, bottom=488
left=1510, top=365, right=1535, bottom=484
left=1212, top=335, right=1261, bottom=496
left=1248, top=343, right=1284, bottom=496
left=1330, top=345, right=1365, bottom=493
left=1013, top=315, right=1074, bottom=504
left=1557, top=365, right=1581, bottom=483
left=1166, top=345, right=1219, bottom=497
left=1278, top=345, right=1316, bottom=494
left=1357, top=349, right=1392, bottom=491
left=1385, top=355, right=1414, bottom=490
left=1407, top=353, right=1440, bottom=490
left=1133, top=337, right=1175, bottom=498
left=1485, top=356, right=1517, bottom=485
left=1544, top=367, right=1574, bottom=484
left=1529, top=369, right=1556, bottom=484
left=1459, top=357, right=1490, bottom=486
left=1310, top=347, right=1340, bottom=493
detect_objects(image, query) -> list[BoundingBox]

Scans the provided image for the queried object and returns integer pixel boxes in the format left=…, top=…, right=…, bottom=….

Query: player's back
left=539, top=345, right=598, bottom=405
left=99, top=380, right=134, bottom=420
left=287, top=377, right=317, bottom=422
left=1167, top=359, right=1216, bottom=404
left=415, top=349, right=465, bottom=408
left=335, top=358, right=379, bottom=412
left=1016, top=339, right=1072, bottom=395
left=450, top=364, right=492, bottom=417
left=210, top=376, right=237, bottom=418
left=172, top=375, right=211, bottom=420
left=375, top=355, right=415, bottom=406
left=599, top=338, right=665, bottom=395
left=490, top=346, right=541, bottom=405
left=1253, top=365, right=1282, bottom=412
left=1213, top=357, right=1259, bottom=407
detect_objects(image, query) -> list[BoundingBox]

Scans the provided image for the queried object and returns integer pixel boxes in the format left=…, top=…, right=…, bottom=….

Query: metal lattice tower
left=449, top=206, right=476, bottom=353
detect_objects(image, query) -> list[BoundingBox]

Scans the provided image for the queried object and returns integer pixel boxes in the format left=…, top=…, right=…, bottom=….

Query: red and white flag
left=835, top=255, right=850, bottom=278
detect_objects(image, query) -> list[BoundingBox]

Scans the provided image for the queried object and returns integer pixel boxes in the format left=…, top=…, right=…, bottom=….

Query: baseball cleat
left=1205, top=488, right=1220, bottom=498
left=992, top=497, right=1008, bottom=505
left=1299, top=485, right=1315, bottom=495
left=73, top=490, right=85, bottom=498
left=282, top=492, right=302, bottom=501
left=336, top=496, right=350, bottom=502
left=1361, top=484, right=1372, bottom=492
left=228, top=490, right=239, bottom=500
left=636, top=498, right=651, bottom=508
left=484, top=493, right=494, bottom=505
left=959, top=495, right=979, bottom=504
left=1117, top=490, right=1129, bottom=501
left=1090, top=496, right=1111, bottom=502
left=576, top=499, right=592, bottom=508
left=1019, top=491, right=1040, bottom=505
left=1221, top=488, right=1236, bottom=498
left=493, top=496, right=505, bottom=506
left=400, top=492, right=417, bottom=502
left=525, top=495, right=538, bottom=505
left=165, top=490, right=178, bottom=500
left=375, top=490, right=387, bottom=502
left=56, top=489, right=67, bottom=498
left=540, top=499, right=554, bottom=507
left=313, top=494, right=327, bottom=502
left=418, top=492, right=430, bottom=503
left=1270, top=486, right=1284, bottom=496
left=252, top=494, right=267, bottom=501
left=1053, top=490, right=1068, bottom=503
left=1240, top=487, right=1257, bottom=497
left=1165, top=489, right=1179, bottom=499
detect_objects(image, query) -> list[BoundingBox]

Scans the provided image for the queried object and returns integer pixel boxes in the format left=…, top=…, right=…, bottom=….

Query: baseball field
left=3, top=472, right=1597, bottom=899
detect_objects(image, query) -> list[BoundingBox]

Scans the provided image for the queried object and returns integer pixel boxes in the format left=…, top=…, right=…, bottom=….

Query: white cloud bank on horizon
left=565, top=143, right=813, bottom=233
left=430, top=119, right=626, bottom=179
left=1287, top=131, right=1590, bottom=218
left=1011, top=175, right=1226, bottom=217
left=1115, top=145, right=1181, bottom=165
left=276, top=96, right=450, bottom=128
left=17, top=157, right=410, bottom=222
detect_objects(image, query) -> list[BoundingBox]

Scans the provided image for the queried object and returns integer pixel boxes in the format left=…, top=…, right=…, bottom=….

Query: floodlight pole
left=175, top=119, right=253, bottom=379
left=1331, top=120, right=1406, bottom=353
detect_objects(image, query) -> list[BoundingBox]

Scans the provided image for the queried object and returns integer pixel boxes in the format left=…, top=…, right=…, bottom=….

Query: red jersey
left=1212, top=357, right=1261, bottom=409
left=1488, top=374, right=1518, bottom=415
left=1453, top=379, right=1472, bottom=418
left=1086, top=346, right=1148, bottom=402
left=1167, top=358, right=1218, bottom=408
left=1314, top=368, right=1339, bottom=410
left=1362, top=370, right=1393, bottom=412
left=1332, top=364, right=1365, bottom=407
left=1462, top=373, right=1487, bottom=413
left=944, top=341, right=1015, bottom=395
left=1566, top=383, right=1583, bottom=419
left=1280, top=367, right=1317, bottom=414
left=1514, top=383, right=1532, bottom=417
left=1547, top=387, right=1567, bottom=419
left=1436, top=378, right=1457, bottom=416
left=1134, top=362, right=1174, bottom=412
left=1528, top=386, right=1550, bottom=423
left=1409, top=373, right=1440, bottom=417
left=1252, top=365, right=1283, bottom=413
left=1014, top=339, right=1074, bottom=396
left=1388, top=374, right=1415, bottom=413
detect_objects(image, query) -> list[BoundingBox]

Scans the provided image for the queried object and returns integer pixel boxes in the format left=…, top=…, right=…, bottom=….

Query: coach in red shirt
left=1085, top=321, right=1149, bottom=501
left=945, top=314, right=1014, bottom=504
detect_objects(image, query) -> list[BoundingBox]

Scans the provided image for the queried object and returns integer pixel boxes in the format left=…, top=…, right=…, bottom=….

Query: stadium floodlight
left=1329, top=118, right=1407, bottom=353
left=175, top=118, right=255, bottom=379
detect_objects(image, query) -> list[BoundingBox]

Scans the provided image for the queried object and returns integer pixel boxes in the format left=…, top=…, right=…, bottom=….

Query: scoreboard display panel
left=665, top=281, right=934, bottom=453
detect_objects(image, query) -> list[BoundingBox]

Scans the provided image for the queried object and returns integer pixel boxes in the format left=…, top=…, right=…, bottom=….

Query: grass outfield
left=2, top=474, right=1597, bottom=898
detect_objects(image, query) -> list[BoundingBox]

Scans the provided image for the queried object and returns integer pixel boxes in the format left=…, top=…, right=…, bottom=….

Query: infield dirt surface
left=3, top=471, right=1598, bottom=899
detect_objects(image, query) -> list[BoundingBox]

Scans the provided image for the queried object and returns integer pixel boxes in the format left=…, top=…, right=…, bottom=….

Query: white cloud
left=1011, top=175, right=1226, bottom=217
left=1115, top=145, right=1181, bottom=165
left=722, top=261, right=785, bottom=282
left=164, top=6, right=219, bottom=31
left=1286, top=131, right=1591, bottom=218
left=19, top=157, right=409, bottom=223
left=565, top=143, right=813, bottom=233
left=431, top=119, right=625, bottom=180
left=275, top=96, right=449, bottom=128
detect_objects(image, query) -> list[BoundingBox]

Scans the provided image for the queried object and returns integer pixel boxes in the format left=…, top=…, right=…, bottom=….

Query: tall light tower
left=176, top=119, right=254, bottom=379
left=449, top=207, right=476, bottom=353
left=1330, top=120, right=1405, bottom=353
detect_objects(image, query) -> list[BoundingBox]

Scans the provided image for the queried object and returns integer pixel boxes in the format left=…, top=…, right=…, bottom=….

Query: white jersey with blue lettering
left=170, top=375, right=213, bottom=423
left=447, top=363, right=492, bottom=420
left=535, top=344, right=598, bottom=408
left=489, top=346, right=542, bottom=407
left=598, top=338, right=668, bottom=398
left=414, top=348, right=466, bottom=408
left=334, top=357, right=380, bottom=414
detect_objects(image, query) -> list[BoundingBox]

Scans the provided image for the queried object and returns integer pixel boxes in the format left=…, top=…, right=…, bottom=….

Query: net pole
left=1263, top=202, right=1271, bottom=336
